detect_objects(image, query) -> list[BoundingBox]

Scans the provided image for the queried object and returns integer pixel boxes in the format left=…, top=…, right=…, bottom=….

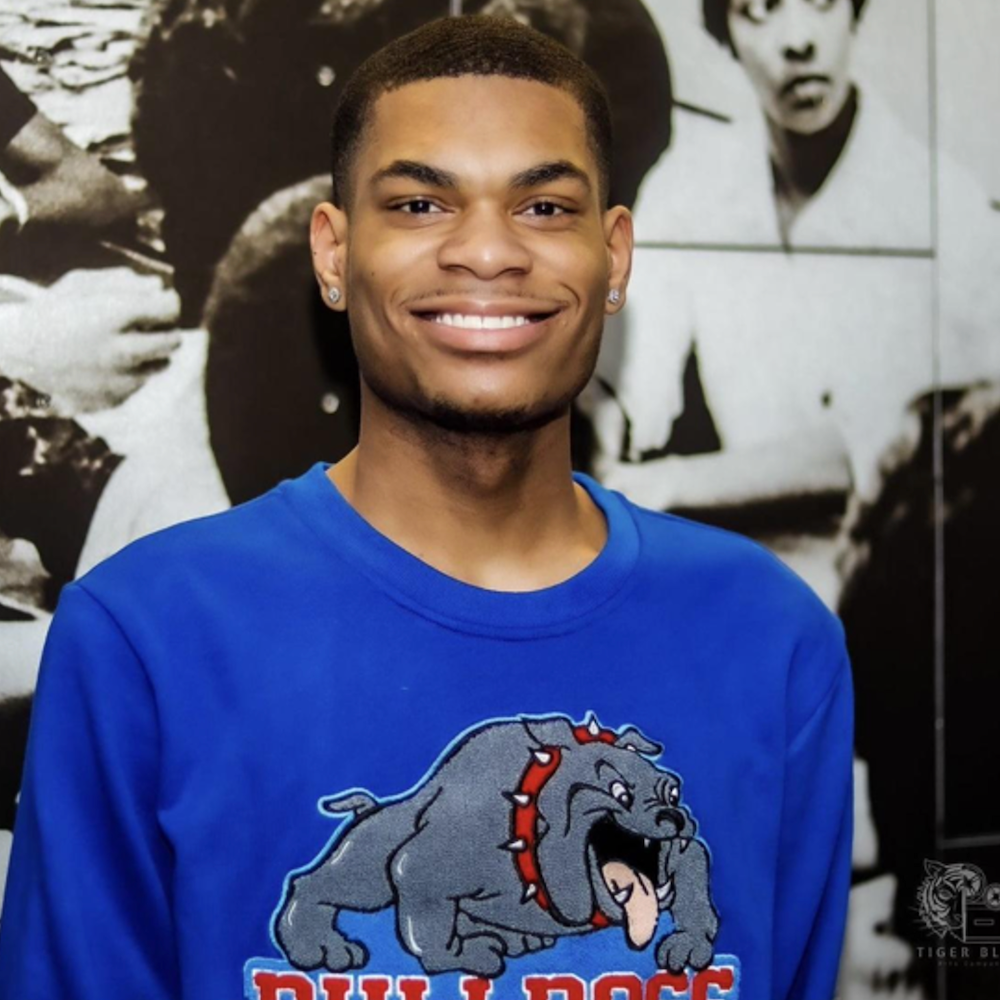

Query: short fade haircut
left=703, top=0, right=868, bottom=54
left=330, top=14, right=614, bottom=209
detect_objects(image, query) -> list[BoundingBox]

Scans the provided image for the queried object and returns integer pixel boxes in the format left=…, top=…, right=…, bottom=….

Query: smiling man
left=0, top=15, right=852, bottom=1000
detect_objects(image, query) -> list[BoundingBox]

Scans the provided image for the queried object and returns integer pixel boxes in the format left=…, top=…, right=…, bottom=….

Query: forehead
left=359, top=76, right=596, bottom=187
left=727, top=0, right=853, bottom=21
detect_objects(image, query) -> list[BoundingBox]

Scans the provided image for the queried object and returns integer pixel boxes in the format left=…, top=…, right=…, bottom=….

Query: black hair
left=702, top=0, right=868, bottom=55
left=330, top=14, right=614, bottom=208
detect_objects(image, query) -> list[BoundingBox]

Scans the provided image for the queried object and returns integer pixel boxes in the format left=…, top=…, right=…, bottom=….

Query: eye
left=734, top=0, right=774, bottom=24
left=610, top=781, right=633, bottom=808
left=395, top=199, right=443, bottom=214
left=523, top=200, right=571, bottom=218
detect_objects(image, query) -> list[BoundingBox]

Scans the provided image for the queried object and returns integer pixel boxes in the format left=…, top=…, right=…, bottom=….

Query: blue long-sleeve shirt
left=0, top=464, right=852, bottom=999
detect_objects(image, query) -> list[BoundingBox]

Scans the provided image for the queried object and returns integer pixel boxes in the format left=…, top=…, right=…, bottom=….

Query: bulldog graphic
left=274, top=714, right=719, bottom=978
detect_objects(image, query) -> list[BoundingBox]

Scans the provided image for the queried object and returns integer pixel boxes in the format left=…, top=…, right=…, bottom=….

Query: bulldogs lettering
left=248, top=969, right=741, bottom=1000
left=274, top=714, right=719, bottom=978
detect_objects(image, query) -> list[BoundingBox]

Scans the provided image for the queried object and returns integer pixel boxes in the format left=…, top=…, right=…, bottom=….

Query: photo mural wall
left=0, top=1, right=997, bottom=997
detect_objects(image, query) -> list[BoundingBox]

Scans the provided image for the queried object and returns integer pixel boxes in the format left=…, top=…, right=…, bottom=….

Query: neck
left=768, top=85, right=858, bottom=199
left=328, top=389, right=607, bottom=592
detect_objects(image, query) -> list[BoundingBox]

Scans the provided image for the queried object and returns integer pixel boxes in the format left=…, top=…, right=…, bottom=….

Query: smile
left=410, top=305, right=562, bottom=353
left=426, top=313, right=541, bottom=330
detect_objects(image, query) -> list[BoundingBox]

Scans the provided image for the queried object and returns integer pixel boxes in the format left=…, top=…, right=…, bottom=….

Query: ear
left=603, top=204, right=633, bottom=316
left=311, top=201, right=349, bottom=312
left=614, top=726, right=662, bottom=758
left=523, top=715, right=578, bottom=749
left=924, top=859, right=945, bottom=876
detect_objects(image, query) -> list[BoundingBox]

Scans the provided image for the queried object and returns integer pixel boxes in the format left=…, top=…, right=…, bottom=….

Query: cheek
left=830, top=23, right=854, bottom=74
left=537, top=237, right=606, bottom=304
left=347, top=240, right=414, bottom=320
left=730, top=33, right=776, bottom=93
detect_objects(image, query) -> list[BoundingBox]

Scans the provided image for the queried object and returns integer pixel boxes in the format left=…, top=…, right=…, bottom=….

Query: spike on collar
left=505, top=721, right=618, bottom=930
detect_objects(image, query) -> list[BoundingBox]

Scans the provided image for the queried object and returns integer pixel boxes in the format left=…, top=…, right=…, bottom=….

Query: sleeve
left=772, top=618, right=855, bottom=1000
left=0, top=65, right=37, bottom=151
left=0, top=583, right=179, bottom=999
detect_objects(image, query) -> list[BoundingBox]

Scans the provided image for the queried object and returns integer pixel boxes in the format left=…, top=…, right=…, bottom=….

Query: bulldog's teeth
left=522, top=883, right=538, bottom=902
left=512, top=793, right=531, bottom=807
left=656, top=878, right=674, bottom=903
left=678, top=838, right=691, bottom=853
left=643, top=837, right=651, bottom=849
left=624, top=744, right=638, bottom=752
left=587, top=716, right=600, bottom=736
left=505, top=838, right=527, bottom=852
left=533, top=750, right=552, bottom=765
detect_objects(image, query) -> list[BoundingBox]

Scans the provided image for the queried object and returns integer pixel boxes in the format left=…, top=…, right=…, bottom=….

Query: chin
left=419, top=395, right=570, bottom=436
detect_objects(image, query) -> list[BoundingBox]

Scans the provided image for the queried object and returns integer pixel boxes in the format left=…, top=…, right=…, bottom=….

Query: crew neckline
left=280, top=463, right=640, bottom=638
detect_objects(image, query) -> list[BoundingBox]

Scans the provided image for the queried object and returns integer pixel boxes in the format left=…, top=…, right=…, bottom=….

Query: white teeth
left=643, top=838, right=651, bottom=849
left=433, top=313, right=533, bottom=330
left=656, top=877, right=674, bottom=902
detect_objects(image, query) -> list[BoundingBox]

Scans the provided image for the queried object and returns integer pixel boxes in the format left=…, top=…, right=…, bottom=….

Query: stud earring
left=328, top=287, right=341, bottom=305
left=608, top=288, right=621, bottom=304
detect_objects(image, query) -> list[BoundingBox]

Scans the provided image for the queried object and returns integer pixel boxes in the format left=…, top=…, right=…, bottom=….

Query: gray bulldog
left=274, top=714, right=719, bottom=978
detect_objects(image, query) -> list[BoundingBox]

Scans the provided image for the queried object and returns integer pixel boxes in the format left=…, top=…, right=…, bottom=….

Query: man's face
left=728, top=0, right=854, bottom=135
left=313, top=75, right=631, bottom=435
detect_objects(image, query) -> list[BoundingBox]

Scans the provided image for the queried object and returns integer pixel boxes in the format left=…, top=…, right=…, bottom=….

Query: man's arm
left=0, top=105, right=139, bottom=236
left=0, top=584, right=178, bottom=998
left=584, top=374, right=852, bottom=514
left=772, top=619, right=854, bottom=1000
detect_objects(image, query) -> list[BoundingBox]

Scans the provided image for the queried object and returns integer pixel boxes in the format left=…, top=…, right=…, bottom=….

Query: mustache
left=779, top=73, right=831, bottom=98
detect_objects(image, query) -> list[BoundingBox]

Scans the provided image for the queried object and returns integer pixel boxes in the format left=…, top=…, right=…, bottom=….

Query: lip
left=779, top=73, right=831, bottom=99
left=409, top=298, right=564, bottom=355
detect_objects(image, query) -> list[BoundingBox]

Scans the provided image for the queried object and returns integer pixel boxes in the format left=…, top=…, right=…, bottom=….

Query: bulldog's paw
left=439, top=932, right=507, bottom=978
left=655, top=930, right=714, bottom=974
left=278, top=917, right=369, bottom=973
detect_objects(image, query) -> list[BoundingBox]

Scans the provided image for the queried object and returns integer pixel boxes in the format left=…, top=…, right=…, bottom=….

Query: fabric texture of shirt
left=0, top=464, right=853, bottom=1000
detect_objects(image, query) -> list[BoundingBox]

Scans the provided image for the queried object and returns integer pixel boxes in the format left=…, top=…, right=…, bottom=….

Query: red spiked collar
left=505, top=718, right=616, bottom=930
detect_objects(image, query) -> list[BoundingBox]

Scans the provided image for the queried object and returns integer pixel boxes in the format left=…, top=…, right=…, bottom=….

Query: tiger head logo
left=915, top=861, right=987, bottom=939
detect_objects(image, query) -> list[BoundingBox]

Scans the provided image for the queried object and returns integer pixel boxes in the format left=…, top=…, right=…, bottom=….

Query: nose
left=654, top=807, right=686, bottom=833
left=780, top=1, right=817, bottom=62
left=436, top=202, right=533, bottom=281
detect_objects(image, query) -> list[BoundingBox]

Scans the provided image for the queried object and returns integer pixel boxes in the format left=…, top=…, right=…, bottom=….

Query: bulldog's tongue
left=601, top=860, right=659, bottom=948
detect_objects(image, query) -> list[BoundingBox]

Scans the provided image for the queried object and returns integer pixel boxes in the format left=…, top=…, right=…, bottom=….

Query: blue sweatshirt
left=0, top=465, right=852, bottom=1000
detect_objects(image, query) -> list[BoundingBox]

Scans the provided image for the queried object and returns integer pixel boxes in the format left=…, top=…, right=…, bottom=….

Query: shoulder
left=75, top=470, right=316, bottom=624
left=621, top=492, right=844, bottom=647
left=626, top=499, right=849, bottom=726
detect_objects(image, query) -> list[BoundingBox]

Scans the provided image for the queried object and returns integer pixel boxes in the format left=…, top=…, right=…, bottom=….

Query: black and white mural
left=1, top=2, right=997, bottom=997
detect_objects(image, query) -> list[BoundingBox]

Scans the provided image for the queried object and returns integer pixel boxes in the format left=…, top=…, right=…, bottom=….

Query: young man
left=0, top=16, right=853, bottom=1000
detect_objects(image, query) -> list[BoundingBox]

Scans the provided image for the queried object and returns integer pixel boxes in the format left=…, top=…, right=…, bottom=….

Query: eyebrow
left=368, top=158, right=592, bottom=194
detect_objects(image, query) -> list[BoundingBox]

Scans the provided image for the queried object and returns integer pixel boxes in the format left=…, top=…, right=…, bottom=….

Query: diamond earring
left=328, top=287, right=341, bottom=305
left=608, top=288, right=621, bottom=304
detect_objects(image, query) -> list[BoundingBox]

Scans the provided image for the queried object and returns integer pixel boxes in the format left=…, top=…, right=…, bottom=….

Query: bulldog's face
left=525, top=718, right=696, bottom=948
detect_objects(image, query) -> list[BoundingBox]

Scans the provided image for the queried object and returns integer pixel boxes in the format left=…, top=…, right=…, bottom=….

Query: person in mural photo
left=696, top=0, right=930, bottom=248
left=0, top=63, right=183, bottom=891
left=0, top=16, right=852, bottom=1000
